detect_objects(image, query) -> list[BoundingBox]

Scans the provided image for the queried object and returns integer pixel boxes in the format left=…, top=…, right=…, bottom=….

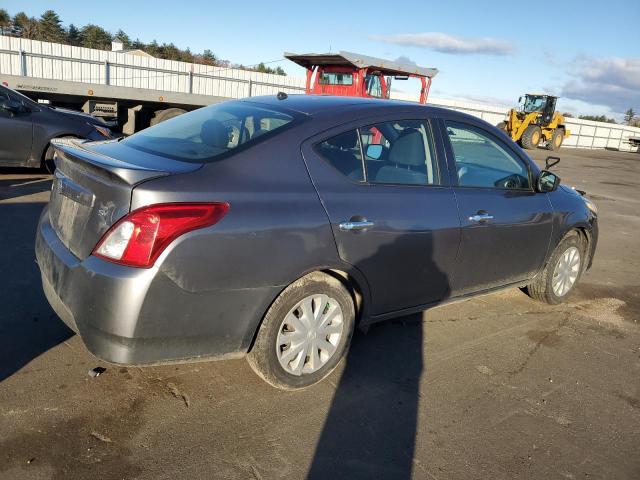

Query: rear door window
left=361, top=120, right=439, bottom=186
left=315, top=130, right=364, bottom=181
left=123, top=102, right=299, bottom=163
left=315, top=120, right=440, bottom=186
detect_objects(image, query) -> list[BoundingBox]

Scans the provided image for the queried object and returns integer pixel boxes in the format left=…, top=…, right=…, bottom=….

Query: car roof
left=242, top=93, right=437, bottom=116
left=239, top=94, right=498, bottom=136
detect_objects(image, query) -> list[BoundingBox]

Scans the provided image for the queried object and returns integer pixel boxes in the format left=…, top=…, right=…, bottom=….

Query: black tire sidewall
left=249, top=274, right=355, bottom=389
left=43, top=145, right=56, bottom=173
left=43, top=136, right=76, bottom=173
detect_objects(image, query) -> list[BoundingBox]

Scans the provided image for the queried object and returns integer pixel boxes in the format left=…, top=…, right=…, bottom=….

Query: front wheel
left=149, top=108, right=187, bottom=126
left=523, top=232, right=586, bottom=304
left=548, top=129, right=564, bottom=151
left=247, top=272, right=355, bottom=389
left=520, top=125, right=542, bottom=149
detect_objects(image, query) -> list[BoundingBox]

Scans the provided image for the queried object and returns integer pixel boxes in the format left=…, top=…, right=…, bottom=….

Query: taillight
left=93, top=203, right=229, bottom=268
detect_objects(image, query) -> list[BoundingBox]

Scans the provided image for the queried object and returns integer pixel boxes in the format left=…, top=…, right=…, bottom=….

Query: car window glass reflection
left=446, top=121, right=531, bottom=190
left=361, top=120, right=438, bottom=186
left=316, top=130, right=365, bottom=181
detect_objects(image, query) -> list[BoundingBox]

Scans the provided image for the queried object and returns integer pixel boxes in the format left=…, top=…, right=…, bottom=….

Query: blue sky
left=5, top=0, right=639, bottom=118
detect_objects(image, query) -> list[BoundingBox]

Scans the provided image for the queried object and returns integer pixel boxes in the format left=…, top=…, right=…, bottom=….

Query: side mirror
left=518, top=96, right=522, bottom=103
left=545, top=156, right=560, bottom=169
left=366, top=144, right=383, bottom=160
left=537, top=170, right=560, bottom=193
left=0, top=98, right=23, bottom=115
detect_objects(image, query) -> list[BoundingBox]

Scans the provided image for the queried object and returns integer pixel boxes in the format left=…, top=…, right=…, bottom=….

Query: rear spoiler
left=51, top=138, right=170, bottom=186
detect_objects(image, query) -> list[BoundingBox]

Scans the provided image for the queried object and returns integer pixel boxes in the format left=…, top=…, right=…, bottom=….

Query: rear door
left=440, top=119, right=554, bottom=295
left=0, top=87, right=33, bottom=165
left=302, top=115, right=460, bottom=316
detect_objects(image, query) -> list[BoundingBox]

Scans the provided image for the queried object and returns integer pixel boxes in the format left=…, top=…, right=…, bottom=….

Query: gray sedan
left=35, top=94, right=598, bottom=389
left=0, top=83, right=113, bottom=169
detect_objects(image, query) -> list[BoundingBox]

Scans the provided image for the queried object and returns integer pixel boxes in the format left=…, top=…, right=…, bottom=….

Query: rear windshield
left=122, top=102, right=299, bottom=163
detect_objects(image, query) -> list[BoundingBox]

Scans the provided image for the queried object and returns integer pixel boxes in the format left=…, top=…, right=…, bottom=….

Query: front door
left=441, top=120, right=554, bottom=295
left=303, top=117, right=460, bottom=315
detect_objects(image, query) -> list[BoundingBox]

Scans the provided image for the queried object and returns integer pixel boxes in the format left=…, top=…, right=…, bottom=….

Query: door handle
left=468, top=213, right=494, bottom=223
left=339, top=220, right=375, bottom=231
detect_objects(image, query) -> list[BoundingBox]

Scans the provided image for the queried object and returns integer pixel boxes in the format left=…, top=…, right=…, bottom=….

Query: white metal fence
left=1, top=35, right=639, bottom=152
left=0, top=35, right=306, bottom=98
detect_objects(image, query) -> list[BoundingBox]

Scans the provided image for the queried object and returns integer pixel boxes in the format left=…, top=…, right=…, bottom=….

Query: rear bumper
left=35, top=205, right=281, bottom=365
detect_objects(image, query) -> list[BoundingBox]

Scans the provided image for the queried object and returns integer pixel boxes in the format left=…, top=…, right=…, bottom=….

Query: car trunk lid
left=49, top=138, right=201, bottom=259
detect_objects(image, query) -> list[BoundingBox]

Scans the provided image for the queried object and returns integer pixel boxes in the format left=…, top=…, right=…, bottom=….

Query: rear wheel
left=548, top=129, right=564, bottom=151
left=520, top=125, right=542, bottom=149
left=42, top=136, right=77, bottom=173
left=149, top=108, right=187, bottom=127
left=247, top=272, right=355, bottom=390
left=523, top=231, right=586, bottom=304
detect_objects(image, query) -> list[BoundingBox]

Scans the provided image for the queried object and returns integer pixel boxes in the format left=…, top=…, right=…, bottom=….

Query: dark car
left=35, top=95, right=598, bottom=389
left=0, top=83, right=113, bottom=169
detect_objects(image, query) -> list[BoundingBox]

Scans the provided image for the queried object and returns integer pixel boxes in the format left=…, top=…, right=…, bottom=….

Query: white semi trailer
left=0, top=36, right=305, bottom=134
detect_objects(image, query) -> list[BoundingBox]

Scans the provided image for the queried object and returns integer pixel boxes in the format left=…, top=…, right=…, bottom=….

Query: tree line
left=566, top=109, right=639, bottom=127
left=0, top=9, right=286, bottom=75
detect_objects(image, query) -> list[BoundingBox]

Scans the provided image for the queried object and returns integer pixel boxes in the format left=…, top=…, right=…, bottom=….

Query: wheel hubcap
left=552, top=246, right=580, bottom=297
left=276, top=294, right=344, bottom=376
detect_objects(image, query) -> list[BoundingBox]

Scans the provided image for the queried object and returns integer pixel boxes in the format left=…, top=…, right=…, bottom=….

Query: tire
left=247, top=272, right=356, bottom=390
left=523, top=231, right=586, bottom=305
left=496, top=121, right=508, bottom=133
left=149, top=108, right=187, bottom=126
left=548, top=129, right=564, bottom=151
left=520, top=125, right=542, bottom=149
left=42, top=136, right=77, bottom=173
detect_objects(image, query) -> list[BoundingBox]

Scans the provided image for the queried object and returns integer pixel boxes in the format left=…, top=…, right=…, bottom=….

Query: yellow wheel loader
left=497, top=94, right=570, bottom=151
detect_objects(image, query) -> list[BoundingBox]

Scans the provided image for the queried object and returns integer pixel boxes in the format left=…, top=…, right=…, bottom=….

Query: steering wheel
left=495, top=174, right=524, bottom=189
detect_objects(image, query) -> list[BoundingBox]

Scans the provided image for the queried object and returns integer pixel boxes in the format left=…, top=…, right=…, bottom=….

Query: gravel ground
left=0, top=147, right=638, bottom=479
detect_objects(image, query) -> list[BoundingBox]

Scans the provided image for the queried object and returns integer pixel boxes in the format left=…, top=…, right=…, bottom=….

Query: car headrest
left=326, top=132, right=357, bottom=149
left=252, top=128, right=269, bottom=139
left=388, top=129, right=426, bottom=167
left=200, top=118, right=229, bottom=148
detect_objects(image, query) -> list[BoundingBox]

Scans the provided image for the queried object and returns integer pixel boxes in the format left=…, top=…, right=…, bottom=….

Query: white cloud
left=375, top=32, right=514, bottom=56
left=394, top=55, right=417, bottom=66
left=561, top=57, right=640, bottom=115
